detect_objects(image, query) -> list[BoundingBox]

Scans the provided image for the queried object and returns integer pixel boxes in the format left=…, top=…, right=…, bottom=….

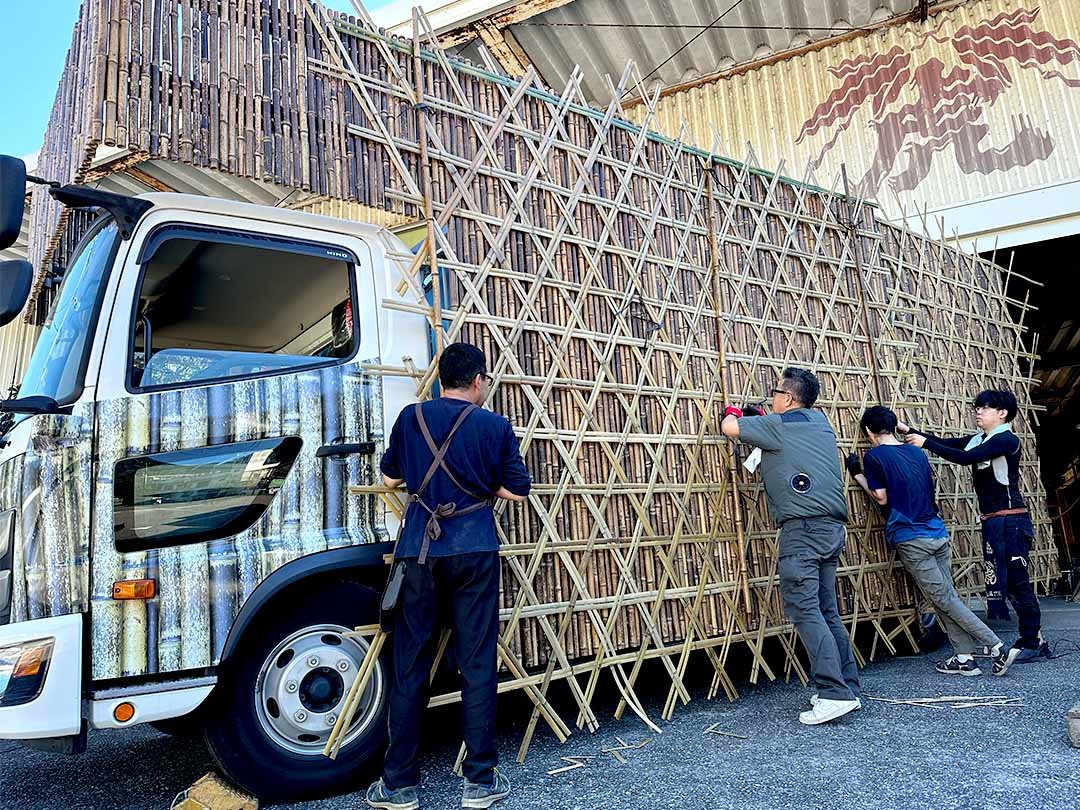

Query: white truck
left=0, top=154, right=430, bottom=799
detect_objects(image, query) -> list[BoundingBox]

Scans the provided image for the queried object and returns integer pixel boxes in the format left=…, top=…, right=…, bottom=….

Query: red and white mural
left=797, top=6, right=1080, bottom=198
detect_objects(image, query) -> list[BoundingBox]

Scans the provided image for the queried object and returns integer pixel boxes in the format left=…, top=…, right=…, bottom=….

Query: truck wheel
left=202, top=580, right=388, bottom=801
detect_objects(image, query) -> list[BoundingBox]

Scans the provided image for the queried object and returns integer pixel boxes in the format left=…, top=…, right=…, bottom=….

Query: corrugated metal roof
left=388, top=0, right=917, bottom=104
left=634, top=0, right=1080, bottom=228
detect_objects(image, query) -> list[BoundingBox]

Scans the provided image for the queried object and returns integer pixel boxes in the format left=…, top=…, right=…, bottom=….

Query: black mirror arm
left=0, top=396, right=66, bottom=415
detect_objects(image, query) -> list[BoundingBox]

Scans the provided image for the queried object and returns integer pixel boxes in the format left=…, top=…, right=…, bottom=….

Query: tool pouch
left=379, top=558, right=407, bottom=631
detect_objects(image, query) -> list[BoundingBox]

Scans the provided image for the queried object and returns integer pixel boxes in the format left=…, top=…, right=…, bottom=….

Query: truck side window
left=130, top=231, right=356, bottom=391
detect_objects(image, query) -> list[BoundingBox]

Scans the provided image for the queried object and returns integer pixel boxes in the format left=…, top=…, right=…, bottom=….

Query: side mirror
left=0, top=259, right=32, bottom=327
left=0, top=156, right=27, bottom=252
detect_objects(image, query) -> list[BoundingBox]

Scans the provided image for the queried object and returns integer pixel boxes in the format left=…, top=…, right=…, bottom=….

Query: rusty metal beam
left=439, top=0, right=577, bottom=47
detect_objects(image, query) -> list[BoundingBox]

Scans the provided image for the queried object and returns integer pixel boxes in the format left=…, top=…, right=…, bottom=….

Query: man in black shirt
left=900, top=389, right=1045, bottom=665
left=366, top=343, right=531, bottom=810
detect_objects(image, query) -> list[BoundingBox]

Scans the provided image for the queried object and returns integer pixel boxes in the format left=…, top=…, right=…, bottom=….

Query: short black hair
left=973, top=389, right=1018, bottom=422
left=781, top=367, right=820, bottom=407
left=860, top=405, right=897, bottom=435
left=439, top=342, right=487, bottom=390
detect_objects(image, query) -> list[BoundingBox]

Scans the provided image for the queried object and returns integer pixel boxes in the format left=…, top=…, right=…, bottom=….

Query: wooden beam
left=439, top=0, right=577, bottom=47
left=122, top=165, right=175, bottom=192
left=1035, top=351, right=1080, bottom=372
left=476, top=21, right=531, bottom=78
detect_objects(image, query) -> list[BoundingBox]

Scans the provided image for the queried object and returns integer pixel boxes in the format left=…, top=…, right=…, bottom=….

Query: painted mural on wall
left=797, top=7, right=1080, bottom=199
left=643, top=0, right=1080, bottom=221
left=0, top=360, right=388, bottom=680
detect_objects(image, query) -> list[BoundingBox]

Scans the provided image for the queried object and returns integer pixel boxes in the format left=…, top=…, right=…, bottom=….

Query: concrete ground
left=2, top=599, right=1079, bottom=809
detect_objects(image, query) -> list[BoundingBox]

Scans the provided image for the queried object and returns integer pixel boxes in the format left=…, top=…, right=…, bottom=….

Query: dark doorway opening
left=985, top=233, right=1080, bottom=592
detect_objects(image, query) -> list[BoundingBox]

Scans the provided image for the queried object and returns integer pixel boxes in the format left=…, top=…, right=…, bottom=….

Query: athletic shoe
left=810, top=693, right=862, bottom=710
left=366, top=779, right=420, bottom=810
left=991, top=645, right=1021, bottom=676
left=798, top=698, right=861, bottom=725
left=935, top=655, right=982, bottom=676
left=462, top=767, right=510, bottom=809
left=1012, top=641, right=1052, bottom=664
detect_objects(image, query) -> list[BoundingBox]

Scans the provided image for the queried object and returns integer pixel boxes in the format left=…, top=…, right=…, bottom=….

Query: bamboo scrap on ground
left=704, top=723, right=750, bottom=740
left=864, top=694, right=1025, bottom=709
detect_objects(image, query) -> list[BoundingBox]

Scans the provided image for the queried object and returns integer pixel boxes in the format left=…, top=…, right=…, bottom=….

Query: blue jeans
left=383, top=551, right=500, bottom=789
left=777, top=518, right=861, bottom=701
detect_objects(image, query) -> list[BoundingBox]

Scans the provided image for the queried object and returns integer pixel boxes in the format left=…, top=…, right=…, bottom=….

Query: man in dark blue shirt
left=900, top=389, right=1045, bottom=664
left=366, top=343, right=530, bottom=810
left=847, top=406, right=1013, bottom=677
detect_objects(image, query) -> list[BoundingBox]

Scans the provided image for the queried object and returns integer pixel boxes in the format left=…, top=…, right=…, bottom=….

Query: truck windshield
left=18, top=218, right=120, bottom=405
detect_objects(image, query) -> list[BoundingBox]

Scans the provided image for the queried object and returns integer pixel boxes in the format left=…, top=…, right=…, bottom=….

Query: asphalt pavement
left=2, top=599, right=1079, bottom=810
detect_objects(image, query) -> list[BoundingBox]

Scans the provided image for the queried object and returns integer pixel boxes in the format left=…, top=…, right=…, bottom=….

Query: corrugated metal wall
left=636, top=0, right=1080, bottom=221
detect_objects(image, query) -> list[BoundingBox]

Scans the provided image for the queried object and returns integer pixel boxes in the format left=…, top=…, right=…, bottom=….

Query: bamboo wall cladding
left=25, top=0, right=1055, bottom=754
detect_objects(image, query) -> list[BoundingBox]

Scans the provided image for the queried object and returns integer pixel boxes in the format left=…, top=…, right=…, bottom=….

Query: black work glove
left=742, top=404, right=765, bottom=417
left=844, top=453, right=862, bottom=477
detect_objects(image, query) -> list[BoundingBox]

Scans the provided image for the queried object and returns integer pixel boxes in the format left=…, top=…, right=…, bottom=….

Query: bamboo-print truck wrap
left=0, top=156, right=429, bottom=799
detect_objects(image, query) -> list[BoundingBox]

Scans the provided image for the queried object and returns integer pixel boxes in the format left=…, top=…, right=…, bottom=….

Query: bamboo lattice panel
left=24, top=0, right=1056, bottom=752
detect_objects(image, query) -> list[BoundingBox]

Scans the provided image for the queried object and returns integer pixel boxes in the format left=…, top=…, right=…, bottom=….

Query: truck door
left=90, top=213, right=388, bottom=681
left=0, top=217, right=122, bottom=627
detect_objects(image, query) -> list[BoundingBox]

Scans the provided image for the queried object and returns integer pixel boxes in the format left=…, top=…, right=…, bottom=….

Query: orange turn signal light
left=113, top=702, right=136, bottom=723
left=12, top=646, right=45, bottom=678
left=112, top=579, right=156, bottom=600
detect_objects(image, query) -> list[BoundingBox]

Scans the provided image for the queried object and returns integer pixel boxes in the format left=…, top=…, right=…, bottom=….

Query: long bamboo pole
left=706, top=166, right=753, bottom=617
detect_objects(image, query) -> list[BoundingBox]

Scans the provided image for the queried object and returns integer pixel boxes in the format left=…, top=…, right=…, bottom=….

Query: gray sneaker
left=462, top=767, right=510, bottom=809
left=366, top=779, right=420, bottom=810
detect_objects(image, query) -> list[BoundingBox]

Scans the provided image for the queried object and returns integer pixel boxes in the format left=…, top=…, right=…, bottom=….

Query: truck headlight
left=0, top=638, right=54, bottom=707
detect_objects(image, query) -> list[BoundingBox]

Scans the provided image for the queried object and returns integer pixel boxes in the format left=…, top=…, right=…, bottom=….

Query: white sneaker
left=799, top=697, right=861, bottom=725
left=810, top=693, right=862, bottom=710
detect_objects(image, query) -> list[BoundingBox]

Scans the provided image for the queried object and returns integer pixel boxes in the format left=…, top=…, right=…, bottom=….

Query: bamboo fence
left=20, top=0, right=1055, bottom=755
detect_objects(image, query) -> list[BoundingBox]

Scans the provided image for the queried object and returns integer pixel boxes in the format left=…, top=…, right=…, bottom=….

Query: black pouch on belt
left=379, top=559, right=407, bottom=631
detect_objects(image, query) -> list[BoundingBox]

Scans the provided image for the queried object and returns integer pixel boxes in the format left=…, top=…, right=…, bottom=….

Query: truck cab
left=0, top=156, right=428, bottom=799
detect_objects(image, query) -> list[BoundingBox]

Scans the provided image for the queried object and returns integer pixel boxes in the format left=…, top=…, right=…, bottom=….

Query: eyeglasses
left=770, top=388, right=791, bottom=397
left=482, top=374, right=494, bottom=386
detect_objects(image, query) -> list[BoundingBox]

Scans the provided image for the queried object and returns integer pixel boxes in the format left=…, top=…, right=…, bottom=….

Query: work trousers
left=982, top=514, right=1041, bottom=647
left=383, top=551, right=500, bottom=789
left=777, top=518, right=861, bottom=701
left=895, top=536, right=1001, bottom=656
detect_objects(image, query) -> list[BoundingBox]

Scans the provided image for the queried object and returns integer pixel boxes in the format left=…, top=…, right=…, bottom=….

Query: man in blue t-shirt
left=846, top=406, right=1014, bottom=678
left=366, top=343, right=531, bottom=810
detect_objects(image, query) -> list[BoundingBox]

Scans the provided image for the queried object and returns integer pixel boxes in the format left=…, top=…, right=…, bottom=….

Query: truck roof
left=137, top=192, right=398, bottom=243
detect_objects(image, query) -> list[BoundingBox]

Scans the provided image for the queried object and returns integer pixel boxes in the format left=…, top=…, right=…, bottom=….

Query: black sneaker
left=992, top=645, right=1021, bottom=676
left=1012, top=641, right=1052, bottom=664
left=935, top=655, right=982, bottom=676
left=366, top=779, right=420, bottom=810
left=462, top=767, right=510, bottom=809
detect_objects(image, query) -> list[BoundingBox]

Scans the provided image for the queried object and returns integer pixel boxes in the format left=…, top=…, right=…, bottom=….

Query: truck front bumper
left=0, top=614, right=82, bottom=739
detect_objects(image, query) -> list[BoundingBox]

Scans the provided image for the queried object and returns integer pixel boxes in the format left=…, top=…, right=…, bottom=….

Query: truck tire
left=202, top=579, right=388, bottom=801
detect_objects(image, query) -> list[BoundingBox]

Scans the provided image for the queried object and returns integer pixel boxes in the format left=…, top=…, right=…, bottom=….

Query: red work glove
left=742, top=404, right=764, bottom=417
left=723, top=405, right=743, bottom=419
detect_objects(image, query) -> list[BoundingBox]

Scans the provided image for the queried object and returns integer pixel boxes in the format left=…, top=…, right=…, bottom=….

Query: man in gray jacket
left=721, top=367, right=861, bottom=725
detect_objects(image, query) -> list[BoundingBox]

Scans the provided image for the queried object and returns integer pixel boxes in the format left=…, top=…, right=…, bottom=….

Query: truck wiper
left=0, top=395, right=65, bottom=415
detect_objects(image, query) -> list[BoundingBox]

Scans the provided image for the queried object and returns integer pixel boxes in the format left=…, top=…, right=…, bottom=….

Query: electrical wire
left=622, top=0, right=751, bottom=101
left=520, top=22, right=876, bottom=33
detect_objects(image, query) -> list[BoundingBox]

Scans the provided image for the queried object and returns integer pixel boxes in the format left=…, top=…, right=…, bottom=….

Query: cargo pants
left=777, top=517, right=861, bottom=701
